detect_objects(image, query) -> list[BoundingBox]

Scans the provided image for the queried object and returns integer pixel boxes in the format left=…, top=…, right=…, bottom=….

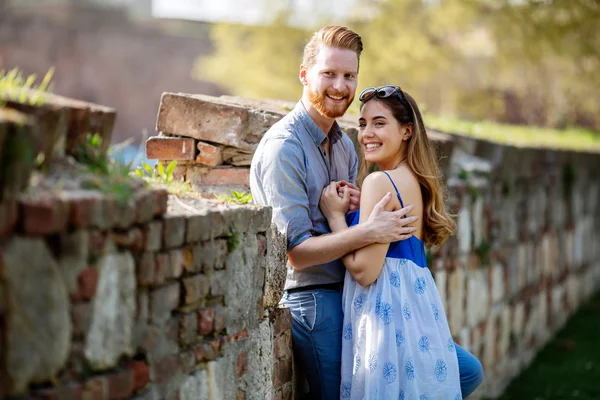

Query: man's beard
left=308, top=88, right=354, bottom=119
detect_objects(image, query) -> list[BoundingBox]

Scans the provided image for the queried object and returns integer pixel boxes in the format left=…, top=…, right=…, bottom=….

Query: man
left=250, top=26, right=483, bottom=399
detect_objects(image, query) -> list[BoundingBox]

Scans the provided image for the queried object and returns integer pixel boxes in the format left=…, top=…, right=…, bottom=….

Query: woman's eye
left=358, top=123, right=366, bottom=128
left=375, top=122, right=385, bottom=127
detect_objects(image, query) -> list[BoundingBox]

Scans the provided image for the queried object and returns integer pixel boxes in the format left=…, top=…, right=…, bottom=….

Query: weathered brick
left=152, top=354, right=180, bottom=385
left=0, top=200, right=18, bottom=238
left=107, top=368, right=134, bottom=400
left=182, top=245, right=200, bottom=273
left=163, top=215, right=186, bottom=249
left=82, top=376, right=108, bottom=400
left=236, top=351, right=248, bottom=377
left=88, top=230, right=108, bottom=262
left=110, top=228, right=143, bottom=253
left=272, top=357, right=293, bottom=388
left=128, top=361, right=150, bottom=393
left=168, top=249, right=184, bottom=279
left=193, top=339, right=222, bottom=362
left=232, top=329, right=248, bottom=342
left=135, top=191, right=155, bottom=224
left=186, top=166, right=250, bottom=189
left=197, top=307, right=215, bottom=336
left=270, top=308, right=293, bottom=336
left=146, top=136, right=196, bottom=160
left=66, top=191, right=103, bottom=229
left=72, top=267, right=99, bottom=301
left=154, top=252, right=169, bottom=285
left=20, top=194, right=69, bottom=234
left=179, top=312, right=198, bottom=346
left=136, top=253, right=155, bottom=287
left=157, top=93, right=251, bottom=148
left=153, top=189, right=169, bottom=217
left=274, top=331, right=292, bottom=360
left=149, top=283, right=181, bottom=324
left=196, top=141, right=223, bottom=166
left=143, top=221, right=163, bottom=252
left=182, top=275, right=209, bottom=305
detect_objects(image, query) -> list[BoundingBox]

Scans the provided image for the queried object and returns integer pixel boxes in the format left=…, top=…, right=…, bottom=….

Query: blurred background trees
left=195, top=0, right=600, bottom=131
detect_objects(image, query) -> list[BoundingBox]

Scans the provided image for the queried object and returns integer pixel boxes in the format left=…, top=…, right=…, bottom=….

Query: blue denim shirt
left=250, top=101, right=359, bottom=290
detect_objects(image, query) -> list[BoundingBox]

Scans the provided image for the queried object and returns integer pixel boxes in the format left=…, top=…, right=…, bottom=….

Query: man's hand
left=367, top=192, right=418, bottom=243
left=336, top=180, right=360, bottom=212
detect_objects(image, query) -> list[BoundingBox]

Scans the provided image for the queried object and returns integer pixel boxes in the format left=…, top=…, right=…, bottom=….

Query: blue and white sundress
left=340, top=171, right=461, bottom=400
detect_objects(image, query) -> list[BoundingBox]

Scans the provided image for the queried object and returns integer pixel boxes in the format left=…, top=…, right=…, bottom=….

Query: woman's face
left=358, top=100, right=408, bottom=170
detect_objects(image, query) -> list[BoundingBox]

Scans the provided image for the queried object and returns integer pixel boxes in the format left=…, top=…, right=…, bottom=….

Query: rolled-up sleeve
left=261, top=136, right=313, bottom=250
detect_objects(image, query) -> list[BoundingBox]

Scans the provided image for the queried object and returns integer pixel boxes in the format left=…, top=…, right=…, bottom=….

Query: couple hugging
left=250, top=26, right=484, bottom=399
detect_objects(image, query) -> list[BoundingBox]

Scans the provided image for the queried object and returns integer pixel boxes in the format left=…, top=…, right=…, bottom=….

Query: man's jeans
left=281, top=288, right=484, bottom=399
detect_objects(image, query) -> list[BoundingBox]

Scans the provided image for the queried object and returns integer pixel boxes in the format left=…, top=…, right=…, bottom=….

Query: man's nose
left=332, top=76, right=345, bottom=91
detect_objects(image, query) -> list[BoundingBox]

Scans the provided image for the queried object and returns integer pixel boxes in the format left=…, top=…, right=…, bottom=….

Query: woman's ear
left=402, top=123, right=414, bottom=141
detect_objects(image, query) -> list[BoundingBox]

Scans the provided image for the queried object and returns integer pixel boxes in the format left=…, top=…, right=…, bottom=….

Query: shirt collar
left=293, top=101, right=343, bottom=146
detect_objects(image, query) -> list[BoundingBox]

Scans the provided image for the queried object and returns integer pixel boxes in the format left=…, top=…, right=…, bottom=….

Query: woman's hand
left=320, top=181, right=350, bottom=221
left=336, top=180, right=361, bottom=212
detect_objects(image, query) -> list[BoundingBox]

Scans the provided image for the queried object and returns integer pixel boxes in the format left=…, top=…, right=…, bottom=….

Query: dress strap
left=381, top=171, right=405, bottom=208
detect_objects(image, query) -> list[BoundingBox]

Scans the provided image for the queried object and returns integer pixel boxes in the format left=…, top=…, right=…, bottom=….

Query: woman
left=319, top=86, right=462, bottom=399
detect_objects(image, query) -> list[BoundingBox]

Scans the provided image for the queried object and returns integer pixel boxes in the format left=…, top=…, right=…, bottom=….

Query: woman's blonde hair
left=359, top=90, right=456, bottom=247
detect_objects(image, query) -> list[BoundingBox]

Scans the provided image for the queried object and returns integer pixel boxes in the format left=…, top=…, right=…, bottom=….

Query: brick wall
left=0, top=91, right=294, bottom=399
left=149, top=92, right=600, bottom=399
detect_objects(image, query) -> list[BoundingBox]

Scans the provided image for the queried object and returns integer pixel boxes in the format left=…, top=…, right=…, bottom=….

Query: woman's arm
left=337, top=172, right=398, bottom=286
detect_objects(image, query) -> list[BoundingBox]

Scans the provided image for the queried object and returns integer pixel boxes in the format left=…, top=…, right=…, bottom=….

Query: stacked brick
left=0, top=93, right=295, bottom=399
left=147, top=93, right=291, bottom=194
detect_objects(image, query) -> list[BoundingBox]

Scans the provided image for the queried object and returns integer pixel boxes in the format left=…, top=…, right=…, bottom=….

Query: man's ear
left=299, top=64, right=308, bottom=86
left=402, top=124, right=414, bottom=141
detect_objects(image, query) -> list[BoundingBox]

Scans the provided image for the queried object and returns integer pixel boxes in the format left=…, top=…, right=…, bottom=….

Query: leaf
left=142, top=161, right=153, bottom=173
left=157, top=162, right=165, bottom=178
left=166, top=160, right=177, bottom=179
left=135, top=168, right=144, bottom=177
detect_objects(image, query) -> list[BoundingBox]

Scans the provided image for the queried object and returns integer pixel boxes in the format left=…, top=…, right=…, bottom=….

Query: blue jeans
left=281, top=289, right=484, bottom=399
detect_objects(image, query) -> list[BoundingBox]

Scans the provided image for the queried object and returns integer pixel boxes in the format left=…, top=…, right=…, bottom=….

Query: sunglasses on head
left=358, top=85, right=407, bottom=103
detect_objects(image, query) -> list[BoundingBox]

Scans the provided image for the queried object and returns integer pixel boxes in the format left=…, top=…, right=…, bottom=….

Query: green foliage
left=135, top=160, right=192, bottom=196
left=216, top=190, right=253, bottom=205
left=74, top=133, right=109, bottom=174
left=75, top=133, right=137, bottom=205
left=0, top=67, right=54, bottom=106
left=197, top=0, right=600, bottom=133
left=226, top=229, right=240, bottom=252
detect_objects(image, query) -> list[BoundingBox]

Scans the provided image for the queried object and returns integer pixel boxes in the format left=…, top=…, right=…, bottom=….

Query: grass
left=498, top=291, right=600, bottom=400
left=424, top=114, right=600, bottom=152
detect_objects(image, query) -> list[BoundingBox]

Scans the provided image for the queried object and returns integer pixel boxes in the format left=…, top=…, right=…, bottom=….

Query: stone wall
left=149, top=92, right=600, bottom=399
left=0, top=91, right=293, bottom=399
